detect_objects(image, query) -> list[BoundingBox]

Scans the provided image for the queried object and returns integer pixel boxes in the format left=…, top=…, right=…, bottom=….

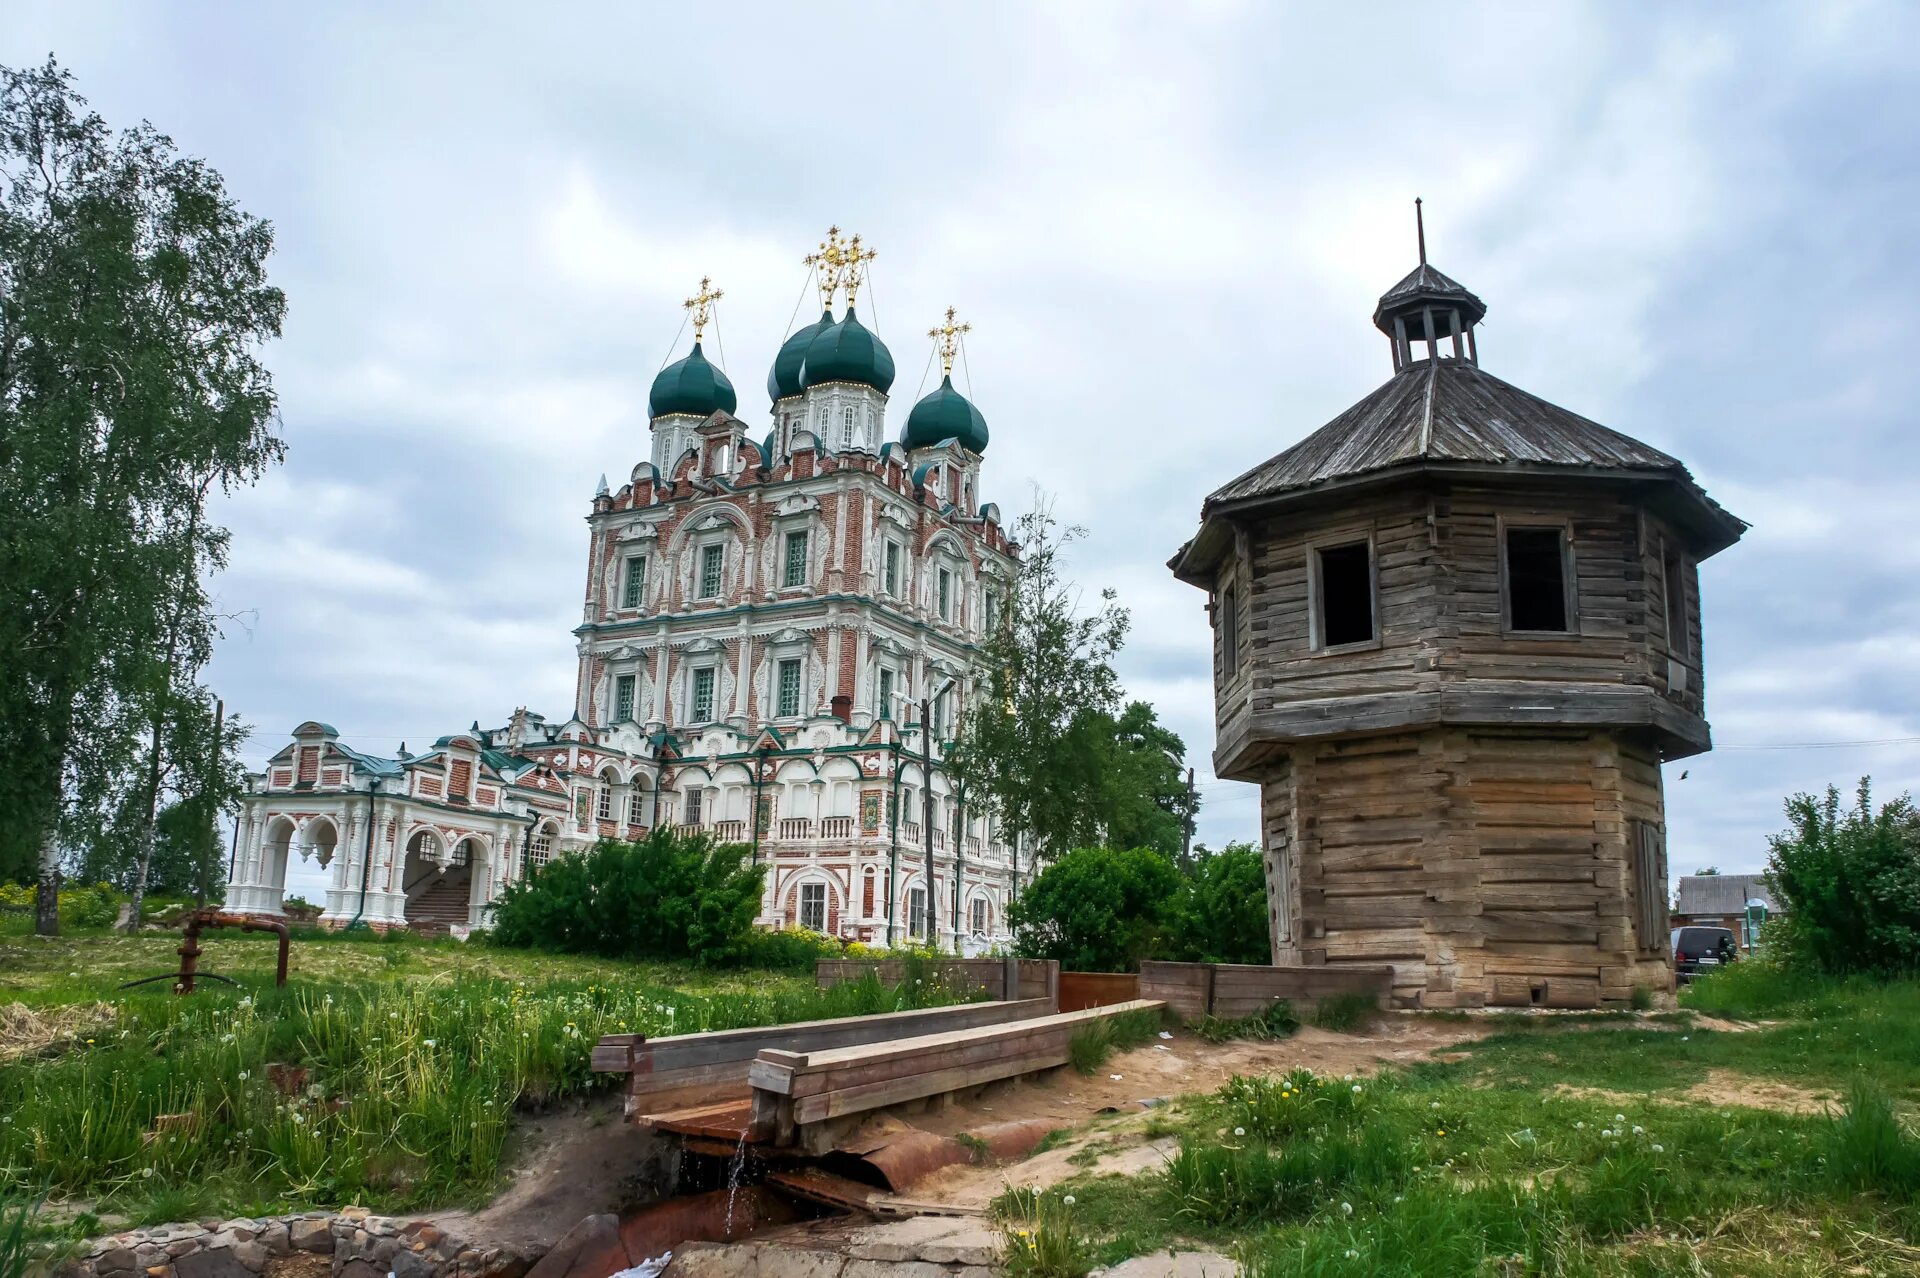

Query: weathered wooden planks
left=1137, top=961, right=1391, bottom=1019
left=749, top=1000, right=1166, bottom=1149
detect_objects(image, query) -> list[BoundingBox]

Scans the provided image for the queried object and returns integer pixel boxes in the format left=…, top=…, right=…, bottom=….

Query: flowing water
left=721, top=1126, right=751, bottom=1236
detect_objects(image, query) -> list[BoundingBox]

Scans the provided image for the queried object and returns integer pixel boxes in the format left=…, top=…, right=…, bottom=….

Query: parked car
left=1671, top=925, right=1739, bottom=984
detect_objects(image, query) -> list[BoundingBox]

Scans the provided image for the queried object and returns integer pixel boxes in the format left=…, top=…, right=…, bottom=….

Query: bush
left=489, top=828, right=765, bottom=965
left=1008, top=846, right=1182, bottom=972
left=1765, top=779, right=1920, bottom=976
left=1167, top=842, right=1269, bottom=965
left=739, top=926, right=846, bottom=973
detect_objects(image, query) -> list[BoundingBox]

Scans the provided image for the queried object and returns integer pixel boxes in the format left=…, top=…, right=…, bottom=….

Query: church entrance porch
left=402, top=831, right=477, bottom=936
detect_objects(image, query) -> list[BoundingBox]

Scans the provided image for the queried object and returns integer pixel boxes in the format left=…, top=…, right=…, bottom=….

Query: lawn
left=0, top=922, right=949, bottom=1234
left=996, top=965, right=1920, bottom=1278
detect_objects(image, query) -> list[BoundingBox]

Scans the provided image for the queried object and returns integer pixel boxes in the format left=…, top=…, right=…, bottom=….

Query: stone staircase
left=405, top=871, right=472, bottom=936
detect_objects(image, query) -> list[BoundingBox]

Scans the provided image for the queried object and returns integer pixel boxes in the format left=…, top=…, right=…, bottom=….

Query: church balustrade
left=820, top=815, right=854, bottom=840
left=712, top=819, right=745, bottom=842
left=777, top=816, right=814, bottom=841
left=902, top=821, right=922, bottom=843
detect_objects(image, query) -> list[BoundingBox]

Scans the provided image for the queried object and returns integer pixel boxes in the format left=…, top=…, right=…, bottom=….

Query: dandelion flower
left=1615, top=1113, right=1625, bottom=1122
left=1234, top=1127, right=1246, bottom=1137
left=1340, top=1202, right=1353, bottom=1216
left=1651, top=1144, right=1664, bottom=1153
left=1352, top=1084, right=1362, bottom=1093
left=1062, top=1195, right=1075, bottom=1206
left=1575, top=1122, right=1584, bottom=1129
left=1430, top=1102, right=1441, bottom=1110
left=1344, top=1250, right=1360, bottom=1260
left=1436, top=1129, right=1446, bottom=1136
left=1632, top=1125, right=1644, bottom=1135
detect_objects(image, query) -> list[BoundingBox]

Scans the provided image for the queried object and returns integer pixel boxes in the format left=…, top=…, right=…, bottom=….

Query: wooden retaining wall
left=1138, top=961, right=1394, bottom=1019
left=1056, top=971, right=1141, bottom=1012
left=594, top=997, right=1052, bottom=1114
left=814, top=957, right=1059, bottom=1008
left=749, top=999, right=1167, bottom=1153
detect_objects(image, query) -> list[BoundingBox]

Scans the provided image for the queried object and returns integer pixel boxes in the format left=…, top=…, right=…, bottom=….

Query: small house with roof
left=1172, top=209, right=1746, bottom=1008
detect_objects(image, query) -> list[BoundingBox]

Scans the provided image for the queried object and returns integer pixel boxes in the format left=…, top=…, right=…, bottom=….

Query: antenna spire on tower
left=682, top=275, right=723, bottom=342
left=928, top=306, right=971, bottom=378
left=1415, top=197, right=1427, bottom=266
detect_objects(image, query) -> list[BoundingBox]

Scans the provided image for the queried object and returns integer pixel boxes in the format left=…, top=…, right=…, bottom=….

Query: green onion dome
left=649, top=341, right=737, bottom=418
left=902, top=375, right=989, bottom=453
left=768, top=310, right=832, bottom=402
left=800, top=307, right=896, bottom=394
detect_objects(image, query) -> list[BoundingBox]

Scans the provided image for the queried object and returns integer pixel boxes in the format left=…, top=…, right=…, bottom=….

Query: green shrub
left=59, top=884, right=123, bottom=929
left=1067, top=1007, right=1162, bottom=1075
left=739, top=926, right=845, bottom=973
left=1765, top=779, right=1920, bottom=976
left=1009, top=846, right=1182, bottom=972
left=1165, top=842, right=1269, bottom=965
left=995, top=1186, right=1095, bottom=1278
left=1190, top=999, right=1298, bottom=1044
left=489, top=828, right=765, bottom=965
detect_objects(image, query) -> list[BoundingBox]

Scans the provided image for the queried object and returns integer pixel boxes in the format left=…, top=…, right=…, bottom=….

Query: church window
left=800, top=881, right=827, bottom=932
left=1312, top=539, right=1375, bottom=648
left=685, top=787, right=704, bottom=825
left=627, top=788, right=645, bottom=825
left=529, top=827, right=553, bottom=871
left=937, top=568, right=953, bottom=621
left=1503, top=526, right=1572, bottom=633
left=623, top=556, right=647, bottom=610
left=691, top=667, right=716, bottom=722
left=614, top=675, right=636, bottom=722
left=884, top=541, right=901, bottom=596
left=596, top=782, right=613, bottom=821
left=699, top=544, right=723, bottom=599
left=1219, top=585, right=1240, bottom=676
left=842, top=405, right=855, bottom=447
left=931, top=688, right=949, bottom=739
left=970, top=896, right=987, bottom=936
left=877, top=667, right=895, bottom=719
left=983, top=589, right=998, bottom=635
left=907, top=886, right=928, bottom=938
left=777, top=658, right=802, bottom=718
left=783, top=530, right=809, bottom=588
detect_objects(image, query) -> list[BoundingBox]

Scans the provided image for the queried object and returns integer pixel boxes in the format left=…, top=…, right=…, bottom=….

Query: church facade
left=224, top=231, right=1020, bottom=946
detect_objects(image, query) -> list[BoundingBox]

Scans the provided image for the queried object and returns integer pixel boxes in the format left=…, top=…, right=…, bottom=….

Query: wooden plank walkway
left=748, top=999, right=1166, bottom=1152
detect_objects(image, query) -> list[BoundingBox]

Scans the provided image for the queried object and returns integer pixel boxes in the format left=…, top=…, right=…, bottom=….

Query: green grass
left=996, top=970, right=1920, bottom=1276
left=1309, top=993, right=1378, bottom=1033
left=0, top=930, right=956, bottom=1226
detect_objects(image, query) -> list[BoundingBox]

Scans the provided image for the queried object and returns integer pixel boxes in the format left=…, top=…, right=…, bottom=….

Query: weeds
left=1822, top=1079, right=1920, bottom=1200
left=1310, top=993, right=1378, bottom=1032
left=1, top=1196, right=34, bottom=1278
left=1068, top=1008, right=1163, bottom=1075
left=1188, top=1000, right=1298, bottom=1044
left=995, top=1186, right=1096, bottom=1278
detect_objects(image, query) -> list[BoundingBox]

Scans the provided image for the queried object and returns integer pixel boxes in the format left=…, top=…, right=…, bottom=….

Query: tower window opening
left=938, top=568, right=953, bottom=620
left=877, top=666, right=895, bottom=718
left=1314, top=541, right=1375, bottom=648
left=884, top=541, right=901, bottom=596
left=691, top=667, right=716, bottom=722
left=699, top=544, right=723, bottom=599
left=1662, top=539, right=1689, bottom=653
left=613, top=674, right=636, bottom=723
left=1219, top=584, right=1240, bottom=675
left=622, top=555, right=647, bottom=610
left=1504, top=527, right=1572, bottom=632
left=784, top=530, right=809, bottom=588
left=777, top=658, right=802, bottom=718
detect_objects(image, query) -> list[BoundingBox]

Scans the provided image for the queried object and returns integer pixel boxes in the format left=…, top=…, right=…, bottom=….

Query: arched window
left=529, top=823, right=557, bottom=871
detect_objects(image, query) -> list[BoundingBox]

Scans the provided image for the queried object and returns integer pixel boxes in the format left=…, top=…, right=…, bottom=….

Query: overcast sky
left=10, top=2, right=1919, bottom=902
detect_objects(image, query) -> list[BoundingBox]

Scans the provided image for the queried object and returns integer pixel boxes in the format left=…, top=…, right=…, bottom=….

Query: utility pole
left=921, top=694, right=936, bottom=946
left=1182, top=766, right=1196, bottom=871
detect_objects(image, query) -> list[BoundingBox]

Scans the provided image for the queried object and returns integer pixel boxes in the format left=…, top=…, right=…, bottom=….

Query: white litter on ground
left=607, top=1255, right=671, bottom=1278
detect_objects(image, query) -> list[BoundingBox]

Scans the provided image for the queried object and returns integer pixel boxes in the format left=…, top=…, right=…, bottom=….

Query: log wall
left=1257, top=725, right=1672, bottom=1008
left=1137, top=961, right=1392, bottom=1019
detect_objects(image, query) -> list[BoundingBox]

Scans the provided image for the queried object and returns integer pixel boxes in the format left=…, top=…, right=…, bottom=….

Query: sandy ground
left=1557, top=1068, right=1837, bottom=1116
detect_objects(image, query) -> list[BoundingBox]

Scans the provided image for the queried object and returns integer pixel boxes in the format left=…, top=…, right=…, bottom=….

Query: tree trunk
left=36, top=826, right=62, bottom=936
left=127, top=719, right=165, bottom=931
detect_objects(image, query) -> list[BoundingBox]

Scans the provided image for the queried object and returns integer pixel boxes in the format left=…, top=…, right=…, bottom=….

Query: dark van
left=1671, top=926, right=1739, bottom=984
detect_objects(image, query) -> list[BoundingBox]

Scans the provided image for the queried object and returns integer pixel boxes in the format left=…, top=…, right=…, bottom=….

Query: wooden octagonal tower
left=1171, top=220, right=1745, bottom=1008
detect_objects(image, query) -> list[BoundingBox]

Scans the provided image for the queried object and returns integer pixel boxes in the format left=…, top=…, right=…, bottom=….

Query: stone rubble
left=57, top=1211, right=534, bottom=1278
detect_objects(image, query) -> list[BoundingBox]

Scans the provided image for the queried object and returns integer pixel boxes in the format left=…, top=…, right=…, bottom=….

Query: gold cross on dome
left=803, top=226, right=849, bottom=309
left=928, top=306, right=971, bottom=377
left=839, top=234, right=877, bottom=309
left=683, top=276, right=724, bottom=342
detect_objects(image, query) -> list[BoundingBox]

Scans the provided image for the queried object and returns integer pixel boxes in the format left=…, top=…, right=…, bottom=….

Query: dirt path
left=896, top=1013, right=1489, bottom=1209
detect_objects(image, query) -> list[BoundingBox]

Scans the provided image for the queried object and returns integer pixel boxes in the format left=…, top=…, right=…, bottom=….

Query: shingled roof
left=1204, top=356, right=1690, bottom=512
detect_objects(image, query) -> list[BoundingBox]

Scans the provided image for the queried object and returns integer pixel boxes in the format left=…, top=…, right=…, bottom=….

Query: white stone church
left=224, top=231, right=1020, bottom=946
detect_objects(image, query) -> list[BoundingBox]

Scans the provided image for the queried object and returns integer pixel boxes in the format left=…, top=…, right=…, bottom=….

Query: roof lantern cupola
left=648, top=276, right=738, bottom=418
left=904, top=307, right=989, bottom=454
left=1373, top=199, right=1487, bottom=372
